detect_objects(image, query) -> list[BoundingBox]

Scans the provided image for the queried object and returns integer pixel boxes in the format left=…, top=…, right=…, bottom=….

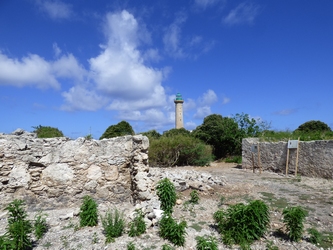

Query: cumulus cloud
left=222, top=96, right=230, bottom=104
left=0, top=50, right=87, bottom=90
left=199, top=89, right=218, bottom=105
left=36, top=0, right=73, bottom=20
left=194, top=106, right=212, bottom=119
left=0, top=52, right=60, bottom=89
left=53, top=43, right=62, bottom=57
left=223, top=2, right=260, bottom=25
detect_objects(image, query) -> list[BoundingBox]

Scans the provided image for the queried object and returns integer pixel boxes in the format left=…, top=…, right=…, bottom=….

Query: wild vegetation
left=32, top=125, right=64, bottom=138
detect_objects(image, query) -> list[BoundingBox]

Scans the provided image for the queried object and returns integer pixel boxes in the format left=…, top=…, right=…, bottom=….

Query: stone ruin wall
left=242, top=138, right=333, bottom=179
left=0, top=130, right=152, bottom=209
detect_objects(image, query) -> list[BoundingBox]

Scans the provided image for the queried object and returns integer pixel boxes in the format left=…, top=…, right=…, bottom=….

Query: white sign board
left=288, top=140, right=298, bottom=149
left=251, top=145, right=258, bottom=153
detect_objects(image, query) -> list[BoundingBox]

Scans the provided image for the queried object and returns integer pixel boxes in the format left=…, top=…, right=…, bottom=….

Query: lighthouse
left=174, top=93, right=184, bottom=129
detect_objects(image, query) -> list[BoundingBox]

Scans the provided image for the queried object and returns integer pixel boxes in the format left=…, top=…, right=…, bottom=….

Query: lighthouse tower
left=174, top=93, right=184, bottom=129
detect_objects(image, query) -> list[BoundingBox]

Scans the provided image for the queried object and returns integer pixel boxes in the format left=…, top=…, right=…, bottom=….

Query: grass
left=260, top=192, right=290, bottom=210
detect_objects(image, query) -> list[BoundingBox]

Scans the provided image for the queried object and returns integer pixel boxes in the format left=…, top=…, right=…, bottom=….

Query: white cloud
left=53, top=43, right=62, bottom=57
left=199, top=89, right=218, bottom=105
left=223, top=2, right=260, bottom=25
left=163, top=13, right=187, bottom=58
left=222, top=96, right=230, bottom=104
left=0, top=52, right=60, bottom=89
left=273, top=109, right=297, bottom=116
left=194, top=0, right=220, bottom=9
left=52, top=54, right=86, bottom=81
left=61, top=86, right=108, bottom=111
left=36, top=0, right=73, bottom=20
left=185, top=121, right=197, bottom=130
left=194, top=106, right=212, bottom=119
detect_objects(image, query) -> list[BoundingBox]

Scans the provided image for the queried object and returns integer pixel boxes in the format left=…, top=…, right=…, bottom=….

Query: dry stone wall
left=242, top=138, right=333, bottom=179
left=0, top=129, right=151, bottom=209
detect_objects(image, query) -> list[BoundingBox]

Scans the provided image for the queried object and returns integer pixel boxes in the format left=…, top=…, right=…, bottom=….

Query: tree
left=141, top=130, right=161, bottom=140
left=233, top=113, right=271, bottom=137
left=99, top=121, right=134, bottom=140
left=192, top=114, right=240, bottom=159
left=32, top=125, right=64, bottom=138
left=295, top=120, right=332, bottom=133
left=162, top=128, right=191, bottom=137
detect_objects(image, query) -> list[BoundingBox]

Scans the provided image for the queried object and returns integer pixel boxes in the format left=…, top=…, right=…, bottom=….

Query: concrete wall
left=0, top=130, right=151, bottom=209
left=242, top=138, right=333, bottom=179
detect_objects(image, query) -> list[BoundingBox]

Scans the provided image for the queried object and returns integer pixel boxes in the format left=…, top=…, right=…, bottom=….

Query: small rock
left=176, top=199, right=183, bottom=205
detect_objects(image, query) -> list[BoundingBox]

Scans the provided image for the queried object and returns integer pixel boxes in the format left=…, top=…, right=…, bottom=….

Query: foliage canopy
left=295, top=120, right=332, bottom=133
left=32, top=125, right=64, bottom=138
left=100, top=121, right=134, bottom=140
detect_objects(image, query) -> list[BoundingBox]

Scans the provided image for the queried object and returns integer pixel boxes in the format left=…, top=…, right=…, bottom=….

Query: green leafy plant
left=99, top=120, right=134, bottom=139
left=32, top=125, right=64, bottom=138
left=127, top=241, right=136, bottom=250
left=91, top=232, right=99, bottom=244
left=101, top=208, right=125, bottom=243
left=213, top=200, right=270, bottom=248
left=156, top=178, right=177, bottom=214
left=34, top=211, right=48, bottom=240
left=189, top=190, right=200, bottom=204
left=161, top=244, right=175, bottom=250
left=128, top=209, right=146, bottom=237
left=307, top=227, right=322, bottom=245
left=196, top=235, right=218, bottom=250
left=265, top=240, right=279, bottom=250
left=2, top=199, right=33, bottom=250
left=79, top=195, right=98, bottom=227
left=282, top=206, right=307, bottom=242
left=159, top=214, right=187, bottom=247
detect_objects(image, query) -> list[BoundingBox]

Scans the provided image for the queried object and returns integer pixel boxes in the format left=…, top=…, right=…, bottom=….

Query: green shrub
left=156, top=178, right=177, bottom=214
left=32, top=125, right=64, bottom=138
left=149, top=134, right=213, bottom=167
left=100, top=121, right=134, bottom=139
left=225, top=156, right=242, bottom=164
left=127, top=241, right=136, bottom=250
left=282, top=206, right=307, bottom=242
left=3, top=199, right=33, bottom=250
left=161, top=244, right=175, bottom=250
left=79, top=196, right=98, bottom=227
left=34, top=211, right=48, bottom=240
left=307, top=227, right=322, bottom=245
left=189, top=190, right=200, bottom=204
left=128, top=209, right=146, bottom=237
left=101, top=208, right=125, bottom=243
left=213, top=200, right=270, bottom=248
left=159, top=214, right=187, bottom=247
left=196, top=235, right=218, bottom=250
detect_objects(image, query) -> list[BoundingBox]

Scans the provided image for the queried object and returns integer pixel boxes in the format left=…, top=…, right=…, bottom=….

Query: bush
left=127, top=241, right=136, bottom=250
left=128, top=209, right=146, bottom=237
left=295, top=120, right=332, bottom=133
left=34, top=211, right=48, bottom=240
left=282, top=206, right=307, bottom=242
left=159, top=214, right=187, bottom=247
left=101, top=208, right=125, bottom=243
left=32, top=125, right=64, bottom=138
left=2, top=199, right=33, bottom=250
left=196, top=235, right=218, bottom=250
left=100, top=121, right=134, bottom=139
left=156, top=178, right=177, bottom=214
left=189, top=190, right=200, bottom=204
left=79, top=196, right=98, bottom=227
left=213, top=200, right=270, bottom=248
left=149, top=134, right=213, bottom=167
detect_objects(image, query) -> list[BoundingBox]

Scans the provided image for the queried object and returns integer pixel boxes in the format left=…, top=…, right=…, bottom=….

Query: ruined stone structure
left=242, top=138, right=333, bottom=179
left=0, top=129, right=152, bottom=209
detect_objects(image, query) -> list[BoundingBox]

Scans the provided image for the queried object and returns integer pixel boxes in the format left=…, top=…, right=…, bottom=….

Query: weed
left=213, top=200, right=270, bottom=248
left=161, top=244, right=175, bottom=250
left=92, top=232, right=99, bottom=244
left=159, top=213, right=187, bottom=247
left=42, top=241, right=52, bottom=249
left=156, top=178, right=177, bottom=214
left=307, top=227, right=322, bottom=245
left=128, top=209, right=146, bottom=237
left=127, top=241, right=136, bottom=250
left=190, top=223, right=203, bottom=232
left=79, top=195, right=98, bottom=227
left=3, top=199, right=33, bottom=250
left=225, top=156, right=242, bottom=164
left=34, top=211, right=48, bottom=240
left=265, top=240, right=279, bottom=250
left=196, top=235, right=218, bottom=250
left=189, top=190, right=200, bottom=204
left=282, top=206, right=307, bottom=242
left=61, top=235, right=69, bottom=248
left=101, top=208, right=125, bottom=243
left=218, top=195, right=225, bottom=207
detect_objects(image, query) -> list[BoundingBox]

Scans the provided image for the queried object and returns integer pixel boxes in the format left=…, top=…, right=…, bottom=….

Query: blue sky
left=1, top=0, right=332, bottom=139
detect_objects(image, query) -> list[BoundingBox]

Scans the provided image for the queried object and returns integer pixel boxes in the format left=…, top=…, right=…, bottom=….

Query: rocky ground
left=1, top=162, right=333, bottom=250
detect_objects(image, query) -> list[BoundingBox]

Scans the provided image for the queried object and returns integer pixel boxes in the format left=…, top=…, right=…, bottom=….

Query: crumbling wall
left=0, top=129, right=151, bottom=209
left=242, top=138, right=333, bottom=179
